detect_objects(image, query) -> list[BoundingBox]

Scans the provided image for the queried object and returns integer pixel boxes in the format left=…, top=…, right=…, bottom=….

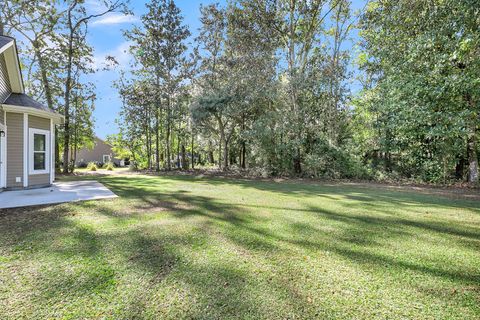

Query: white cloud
left=92, top=41, right=133, bottom=71
left=91, top=13, right=138, bottom=26
left=84, top=0, right=109, bottom=15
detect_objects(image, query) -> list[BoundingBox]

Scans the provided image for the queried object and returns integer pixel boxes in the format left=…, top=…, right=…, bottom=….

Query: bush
left=303, top=140, right=371, bottom=179
left=87, top=162, right=98, bottom=171
left=77, top=161, right=88, bottom=168
left=105, top=162, right=115, bottom=171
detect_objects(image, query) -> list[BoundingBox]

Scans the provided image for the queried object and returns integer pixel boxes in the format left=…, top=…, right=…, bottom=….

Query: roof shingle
left=0, top=36, right=14, bottom=52
left=4, top=93, right=55, bottom=113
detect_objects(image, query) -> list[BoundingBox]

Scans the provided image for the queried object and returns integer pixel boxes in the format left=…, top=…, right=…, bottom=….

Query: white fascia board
left=1, top=104, right=64, bottom=124
left=0, top=40, right=14, bottom=55
left=3, top=45, right=24, bottom=94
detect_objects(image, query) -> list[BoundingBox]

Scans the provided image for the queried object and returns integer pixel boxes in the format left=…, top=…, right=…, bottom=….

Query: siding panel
left=29, top=174, right=50, bottom=186
left=6, top=112, right=23, bottom=188
left=0, top=53, right=11, bottom=103
left=76, top=137, right=117, bottom=165
left=29, top=115, right=50, bottom=130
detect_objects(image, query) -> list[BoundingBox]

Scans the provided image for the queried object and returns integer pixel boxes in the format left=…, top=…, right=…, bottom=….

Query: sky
left=87, top=0, right=225, bottom=139
left=85, top=0, right=364, bottom=140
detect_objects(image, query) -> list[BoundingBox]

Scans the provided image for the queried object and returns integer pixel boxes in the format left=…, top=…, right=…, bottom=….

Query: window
left=103, top=155, right=111, bottom=163
left=29, top=128, right=50, bottom=175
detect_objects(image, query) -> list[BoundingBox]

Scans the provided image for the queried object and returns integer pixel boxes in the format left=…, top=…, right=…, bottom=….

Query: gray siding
left=6, top=112, right=23, bottom=188
left=29, top=115, right=50, bottom=130
left=28, top=115, right=51, bottom=186
left=0, top=53, right=11, bottom=103
left=76, top=137, right=119, bottom=165
left=29, top=174, right=50, bottom=186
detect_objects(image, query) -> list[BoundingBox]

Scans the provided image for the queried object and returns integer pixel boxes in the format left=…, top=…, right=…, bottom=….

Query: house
left=75, top=136, right=124, bottom=167
left=0, top=36, right=63, bottom=191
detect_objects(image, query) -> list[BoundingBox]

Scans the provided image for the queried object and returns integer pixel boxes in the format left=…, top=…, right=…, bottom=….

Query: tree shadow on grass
left=91, top=179, right=480, bottom=287
left=119, top=174, right=480, bottom=212
left=89, top=174, right=480, bottom=263
left=1, top=174, right=479, bottom=318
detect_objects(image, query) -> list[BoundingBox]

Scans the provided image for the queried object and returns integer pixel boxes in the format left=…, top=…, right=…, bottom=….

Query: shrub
left=105, top=162, right=115, bottom=171
left=303, top=139, right=371, bottom=179
left=87, top=162, right=98, bottom=171
left=77, top=161, right=88, bottom=168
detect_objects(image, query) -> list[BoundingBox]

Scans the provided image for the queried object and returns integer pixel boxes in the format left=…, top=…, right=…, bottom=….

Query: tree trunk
left=62, top=31, right=74, bottom=173
left=155, top=106, right=160, bottom=171
left=241, top=114, right=246, bottom=169
left=208, top=151, right=214, bottom=164
left=181, top=144, right=187, bottom=170
left=218, top=138, right=222, bottom=169
left=455, top=155, right=467, bottom=180
left=166, top=97, right=171, bottom=171
left=293, top=147, right=301, bottom=174
left=208, top=140, right=214, bottom=164
left=466, top=95, right=478, bottom=183
left=155, top=62, right=161, bottom=171
left=467, top=124, right=478, bottom=183
left=55, top=127, right=60, bottom=173
left=223, top=137, right=228, bottom=170
left=71, top=95, right=78, bottom=171
left=177, top=135, right=180, bottom=169
left=288, top=0, right=301, bottom=175
left=191, top=128, right=195, bottom=169
left=146, top=107, right=152, bottom=170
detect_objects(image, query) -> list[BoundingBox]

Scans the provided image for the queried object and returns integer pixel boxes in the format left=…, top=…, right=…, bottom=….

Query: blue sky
left=87, top=0, right=364, bottom=139
left=87, top=0, right=224, bottom=139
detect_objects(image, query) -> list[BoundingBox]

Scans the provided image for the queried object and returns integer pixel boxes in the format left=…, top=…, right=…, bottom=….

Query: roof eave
left=0, top=38, right=14, bottom=55
left=1, top=104, right=64, bottom=124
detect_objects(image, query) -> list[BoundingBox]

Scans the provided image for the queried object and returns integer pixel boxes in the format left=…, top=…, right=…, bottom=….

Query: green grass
left=0, top=174, right=479, bottom=319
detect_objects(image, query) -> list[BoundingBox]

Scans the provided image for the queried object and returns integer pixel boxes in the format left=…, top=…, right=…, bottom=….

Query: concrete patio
left=0, top=181, right=117, bottom=209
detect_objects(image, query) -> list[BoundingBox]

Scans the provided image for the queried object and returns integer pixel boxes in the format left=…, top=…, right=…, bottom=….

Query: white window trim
left=0, top=122, right=6, bottom=188
left=103, top=154, right=111, bottom=163
left=23, top=114, right=28, bottom=186
left=29, top=128, right=50, bottom=175
left=50, top=119, right=55, bottom=184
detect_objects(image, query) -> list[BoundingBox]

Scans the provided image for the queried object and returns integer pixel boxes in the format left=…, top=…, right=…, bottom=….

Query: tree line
left=114, top=0, right=357, bottom=177
left=2, top=0, right=479, bottom=184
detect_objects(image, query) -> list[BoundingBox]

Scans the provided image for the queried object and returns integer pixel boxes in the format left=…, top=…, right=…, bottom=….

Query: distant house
left=0, top=36, right=63, bottom=190
left=75, top=137, right=124, bottom=167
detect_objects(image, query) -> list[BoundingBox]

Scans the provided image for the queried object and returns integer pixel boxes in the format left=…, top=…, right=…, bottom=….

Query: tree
left=62, top=0, right=128, bottom=173
left=359, top=0, right=479, bottom=183
left=2, top=0, right=65, bottom=170
left=125, top=0, right=191, bottom=171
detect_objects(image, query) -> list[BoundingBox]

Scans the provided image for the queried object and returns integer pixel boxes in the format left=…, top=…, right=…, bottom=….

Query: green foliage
left=104, top=162, right=115, bottom=171
left=87, top=162, right=98, bottom=171
left=357, top=0, right=480, bottom=183
left=303, top=139, right=371, bottom=179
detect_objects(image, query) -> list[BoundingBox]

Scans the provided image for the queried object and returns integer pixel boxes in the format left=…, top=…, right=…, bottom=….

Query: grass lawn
left=0, top=173, right=479, bottom=319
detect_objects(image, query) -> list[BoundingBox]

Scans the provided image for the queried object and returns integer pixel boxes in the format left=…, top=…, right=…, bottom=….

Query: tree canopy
left=3, top=0, right=479, bottom=183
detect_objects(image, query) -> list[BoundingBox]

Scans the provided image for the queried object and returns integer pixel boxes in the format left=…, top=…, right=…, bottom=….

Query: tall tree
left=125, top=0, right=190, bottom=171
left=359, top=0, right=479, bottom=183
left=62, top=0, right=128, bottom=173
left=2, top=0, right=65, bottom=170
